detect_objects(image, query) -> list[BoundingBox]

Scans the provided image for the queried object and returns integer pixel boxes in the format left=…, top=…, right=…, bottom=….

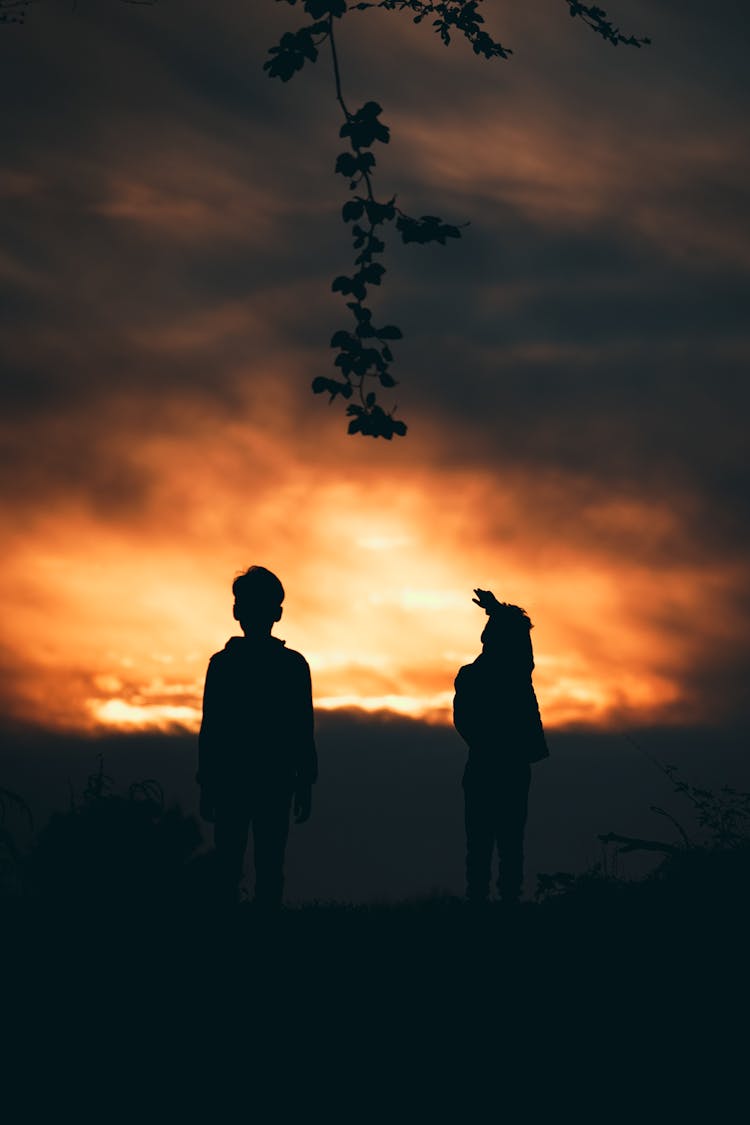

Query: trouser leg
left=463, top=778, right=495, bottom=902
left=251, top=790, right=292, bottom=906
left=495, top=765, right=531, bottom=902
left=213, top=801, right=251, bottom=904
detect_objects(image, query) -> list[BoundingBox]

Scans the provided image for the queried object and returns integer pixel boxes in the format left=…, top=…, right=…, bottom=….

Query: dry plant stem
left=598, top=832, right=681, bottom=856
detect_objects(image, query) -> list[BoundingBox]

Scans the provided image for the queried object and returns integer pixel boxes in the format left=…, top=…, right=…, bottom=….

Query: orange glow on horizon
left=1, top=410, right=738, bottom=738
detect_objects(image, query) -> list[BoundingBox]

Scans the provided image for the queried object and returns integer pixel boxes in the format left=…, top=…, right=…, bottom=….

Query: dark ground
left=3, top=712, right=748, bottom=1112
left=5, top=889, right=746, bottom=1115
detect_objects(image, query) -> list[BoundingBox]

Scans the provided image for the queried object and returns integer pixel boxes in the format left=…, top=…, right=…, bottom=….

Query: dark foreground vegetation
left=3, top=757, right=748, bottom=1108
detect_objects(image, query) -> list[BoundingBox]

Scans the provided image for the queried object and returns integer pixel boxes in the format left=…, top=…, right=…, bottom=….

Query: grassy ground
left=3, top=761, right=748, bottom=1113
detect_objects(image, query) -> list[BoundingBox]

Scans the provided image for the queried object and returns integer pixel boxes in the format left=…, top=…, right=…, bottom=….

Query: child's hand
left=472, top=588, right=502, bottom=615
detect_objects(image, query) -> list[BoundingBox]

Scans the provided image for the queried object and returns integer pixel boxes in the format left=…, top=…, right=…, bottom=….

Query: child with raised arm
left=453, top=589, right=548, bottom=905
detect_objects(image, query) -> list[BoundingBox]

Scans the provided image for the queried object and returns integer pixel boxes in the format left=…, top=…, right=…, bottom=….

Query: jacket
left=453, top=643, right=549, bottom=768
left=198, top=635, right=318, bottom=797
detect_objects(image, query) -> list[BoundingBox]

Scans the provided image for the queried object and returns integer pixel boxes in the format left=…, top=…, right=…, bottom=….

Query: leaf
left=331, top=275, right=354, bottom=294
left=311, top=376, right=352, bottom=401
left=335, top=151, right=376, bottom=183
left=340, top=101, right=391, bottom=148
left=345, top=401, right=408, bottom=440
left=345, top=303, right=375, bottom=337
left=330, top=329, right=359, bottom=350
left=350, top=275, right=367, bottom=301
left=263, top=24, right=328, bottom=82
left=360, top=347, right=385, bottom=372
left=364, top=198, right=396, bottom=225
left=335, top=152, right=359, bottom=177
left=361, top=262, right=385, bottom=285
left=396, top=213, right=462, bottom=245
left=342, top=198, right=365, bottom=222
left=335, top=352, right=356, bottom=376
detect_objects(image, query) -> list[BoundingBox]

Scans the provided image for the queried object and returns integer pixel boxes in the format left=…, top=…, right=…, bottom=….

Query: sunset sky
left=2, top=0, right=749, bottom=741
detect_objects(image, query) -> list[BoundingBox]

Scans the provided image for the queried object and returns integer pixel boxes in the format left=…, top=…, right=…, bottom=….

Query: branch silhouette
left=267, top=2, right=649, bottom=436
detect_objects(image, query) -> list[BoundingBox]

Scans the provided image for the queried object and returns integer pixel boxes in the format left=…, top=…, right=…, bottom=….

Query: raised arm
left=472, top=588, right=503, bottom=615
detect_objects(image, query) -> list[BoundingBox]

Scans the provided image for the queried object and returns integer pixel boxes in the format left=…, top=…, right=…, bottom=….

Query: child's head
left=480, top=602, right=532, bottom=653
left=232, top=566, right=285, bottom=634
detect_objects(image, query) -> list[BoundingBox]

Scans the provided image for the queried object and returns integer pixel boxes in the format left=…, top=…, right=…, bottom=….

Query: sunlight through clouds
left=0, top=413, right=734, bottom=734
left=2, top=1, right=748, bottom=739
left=88, top=698, right=202, bottom=730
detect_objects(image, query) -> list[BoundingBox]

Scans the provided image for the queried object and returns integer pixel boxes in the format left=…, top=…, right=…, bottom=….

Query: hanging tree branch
left=266, top=2, right=472, bottom=437
left=264, top=1, right=649, bottom=436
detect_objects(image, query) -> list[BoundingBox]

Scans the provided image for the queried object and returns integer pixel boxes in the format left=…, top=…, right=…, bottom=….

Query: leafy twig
left=564, top=1, right=650, bottom=48
left=265, top=1, right=648, bottom=434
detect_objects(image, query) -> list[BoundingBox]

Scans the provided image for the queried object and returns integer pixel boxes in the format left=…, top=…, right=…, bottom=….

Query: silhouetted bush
left=26, top=756, right=201, bottom=910
left=536, top=765, right=750, bottom=928
left=5, top=755, right=749, bottom=935
left=0, top=785, right=33, bottom=898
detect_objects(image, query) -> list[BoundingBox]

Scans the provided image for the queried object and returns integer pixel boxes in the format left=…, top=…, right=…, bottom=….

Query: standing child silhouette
left=453, top=589, right=548, bottom=905
left=197, top=566, right=317, bottom=907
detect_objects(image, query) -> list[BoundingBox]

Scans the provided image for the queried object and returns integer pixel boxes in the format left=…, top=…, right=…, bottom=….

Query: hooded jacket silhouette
left=453, top=619, right=548, bottom=770
left=453, top=592, right=548, bottom=903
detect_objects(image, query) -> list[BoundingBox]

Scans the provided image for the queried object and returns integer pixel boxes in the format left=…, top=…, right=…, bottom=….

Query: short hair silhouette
left=232, top=566, right=285, bottom=630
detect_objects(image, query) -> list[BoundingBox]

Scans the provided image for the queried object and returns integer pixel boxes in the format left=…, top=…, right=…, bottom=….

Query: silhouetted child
left=197, top=566, right=317, bottom=907
left=453, top=589, right=548, bottom=905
